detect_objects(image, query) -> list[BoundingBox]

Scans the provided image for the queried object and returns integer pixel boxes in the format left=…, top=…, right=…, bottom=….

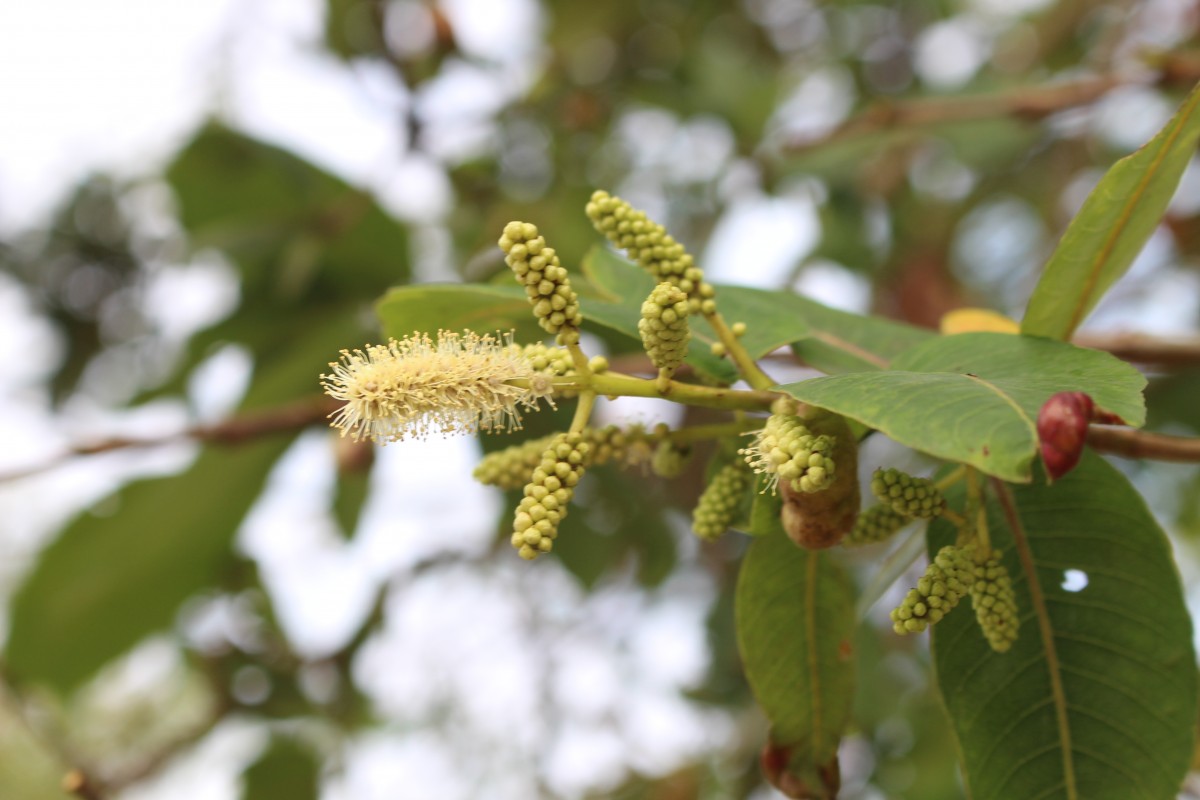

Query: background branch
left=0, top=397, right=339, bottom=484
left=1088, top=425, right=1200, bottom=462
left=1072, top=332, right=1200, bottom=367
left=781, top=56, right=1200, bottom=155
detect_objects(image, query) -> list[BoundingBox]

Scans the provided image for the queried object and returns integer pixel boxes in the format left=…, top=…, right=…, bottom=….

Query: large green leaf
left=5, top=317, right=354, bottom=692
left=5, top=438, right=292, bottom=692
left=167, top=125, right=409, bottom=304
left=375, top=283, right=544, bottom=342
left=1022, top=82, right=1200, bottom=340
left=929, top=453, right=1196, bottom=799
left=583, top=246, right=931, bottom=374
left=777, top=333, right=1146, bottom=482
left=736, top=526, right=856, bottom=769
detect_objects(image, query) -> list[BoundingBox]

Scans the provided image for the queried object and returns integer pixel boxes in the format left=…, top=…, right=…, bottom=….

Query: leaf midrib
left=994, top=480, right=1077, bottom=800
left=1063, top=86, right=1200, bottom=337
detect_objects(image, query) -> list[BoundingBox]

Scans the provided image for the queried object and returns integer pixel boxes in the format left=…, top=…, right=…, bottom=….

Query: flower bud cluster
left=639, top=282, right=691, bottom=374
left=740, top=414, right=836, bottom=495
left=844, top=504, right=910, bottom=547
left=585, top=190, right=716, bottom=314
left=518, top=342, right=574, bottom=377
left=871, top=468, right=945, bottom=519
left=970, top=549, right=1019, bottom=652
left=692, top=462, right=752, bottom=540
left=512, top=432, right=590, bottom=560
left=651, top=440, right=689, bottom=478
left=509, top=342, right=609, bottom=400
left=498, top=222, right=583, bottom=345
left=475, top=425, right=647, bottom=490
left=891, top=545, right=974, bottom=634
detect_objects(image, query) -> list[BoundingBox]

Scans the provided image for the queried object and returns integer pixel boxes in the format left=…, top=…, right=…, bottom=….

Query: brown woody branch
left=782, top=75, right=1124, bottom=154
left=0, top=397, right=339, bottom=484
left=1088, top=425, right=1200, bottom=462
left=781, top=52, right=1200, bottom=156
left=1072, top=332, right=1200, bottom=367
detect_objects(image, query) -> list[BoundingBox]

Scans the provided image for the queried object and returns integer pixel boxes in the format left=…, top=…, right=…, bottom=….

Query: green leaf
left=929, top=453, right=1197, bottom=800
left=375, top=283, right=545, bottom=342
left=583, top=246, right=931, bottom=374
left=6, top=317, right=355, bottom=692
left=331, top=467, right=371, bottom=539
left=553, top=468, right=678, bottom=589
left=748, top=474, right=782, bottom=536
left=5, top=437, right=293, bottom=693
left=1022, top=82, right=1200, bottom=340
left=736, top=527, right=856, bottom=765
left=778, top=333, right=1146, bottom=482
left=167, top=125, right=409, bottom=304
left=242, top=734, right=320, bottom=800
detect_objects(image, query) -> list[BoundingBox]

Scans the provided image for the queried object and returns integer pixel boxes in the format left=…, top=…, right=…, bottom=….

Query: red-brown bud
left=1037, top=392, right=1093, bottom=480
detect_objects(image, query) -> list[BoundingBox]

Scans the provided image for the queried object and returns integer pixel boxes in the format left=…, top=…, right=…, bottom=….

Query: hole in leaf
left=1061, top=569, right=1088, bottom=592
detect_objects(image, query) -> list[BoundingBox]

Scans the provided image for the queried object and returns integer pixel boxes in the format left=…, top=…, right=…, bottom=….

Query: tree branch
left=1088, top=425, right=1200, bottom=462
left=780, top=54, right=1200, bottom=156
left=0, top=397, right=339, bottom=484
left=1072, top=332, right=1200, bottom=367
left=782, top=75, right=1124, bottom=154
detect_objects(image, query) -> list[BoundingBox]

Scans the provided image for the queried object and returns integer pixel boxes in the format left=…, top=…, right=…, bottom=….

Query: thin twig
left=1087, top=425, right=1200, bottom=462
left=0, top=397, right=339, bottom=484
left=783, top=75, right=1125, bottom=154
left=1072, top=332, right=1200, bottom=367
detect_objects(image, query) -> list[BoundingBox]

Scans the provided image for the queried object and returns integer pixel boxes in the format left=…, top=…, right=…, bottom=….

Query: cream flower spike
left=321, top=330, right=552, bottom=444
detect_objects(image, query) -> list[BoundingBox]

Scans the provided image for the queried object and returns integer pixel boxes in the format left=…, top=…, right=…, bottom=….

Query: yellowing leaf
left=940, top=308, right=1019, bottom=335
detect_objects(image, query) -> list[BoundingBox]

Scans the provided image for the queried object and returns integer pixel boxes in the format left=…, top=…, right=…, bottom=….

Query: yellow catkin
left=322, top=330, right=550, bottom=444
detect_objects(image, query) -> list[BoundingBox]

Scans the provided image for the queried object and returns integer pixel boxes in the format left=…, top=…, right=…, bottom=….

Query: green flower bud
left=890, top=545, right=974, bottom=635
left=512, top=432, right=590, bottom=559
left=651, top=440, right=689, bottom=478
left=870, top=468, right=945, bottom=519
left=585, top=190, right=714, bottom=313
left=498, top=222, right=583, bottom=345
left=639, top=282, right=691, bottom=375
left=692, top=461, right=752, bottom=540
left=970, top=548, right=1019, bottom=652
left=740, top=414, right=836, bottom=495
left=844, top=504, right=910, bottom=547
left=474, top=434, right=554, bottom=490
left=476, top=425, right=648, bottom=490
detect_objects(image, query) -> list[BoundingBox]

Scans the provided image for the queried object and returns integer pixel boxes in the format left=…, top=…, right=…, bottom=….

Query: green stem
left=569, top=391, right=597, bottom=434
left=566, top=340, right=592, bottom=378
left=963, top=467, right=991, bottom=554
left=665, top=420, right=762, bottom=445
left=934, top=466, right=966, bottom=491
left=705, top=310, right=776, bottom=390
left=588, top=371, right=778, bottom=411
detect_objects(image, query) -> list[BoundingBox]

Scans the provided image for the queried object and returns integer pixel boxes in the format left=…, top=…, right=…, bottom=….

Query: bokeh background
left=3, top=0, right=1200, bottom=798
